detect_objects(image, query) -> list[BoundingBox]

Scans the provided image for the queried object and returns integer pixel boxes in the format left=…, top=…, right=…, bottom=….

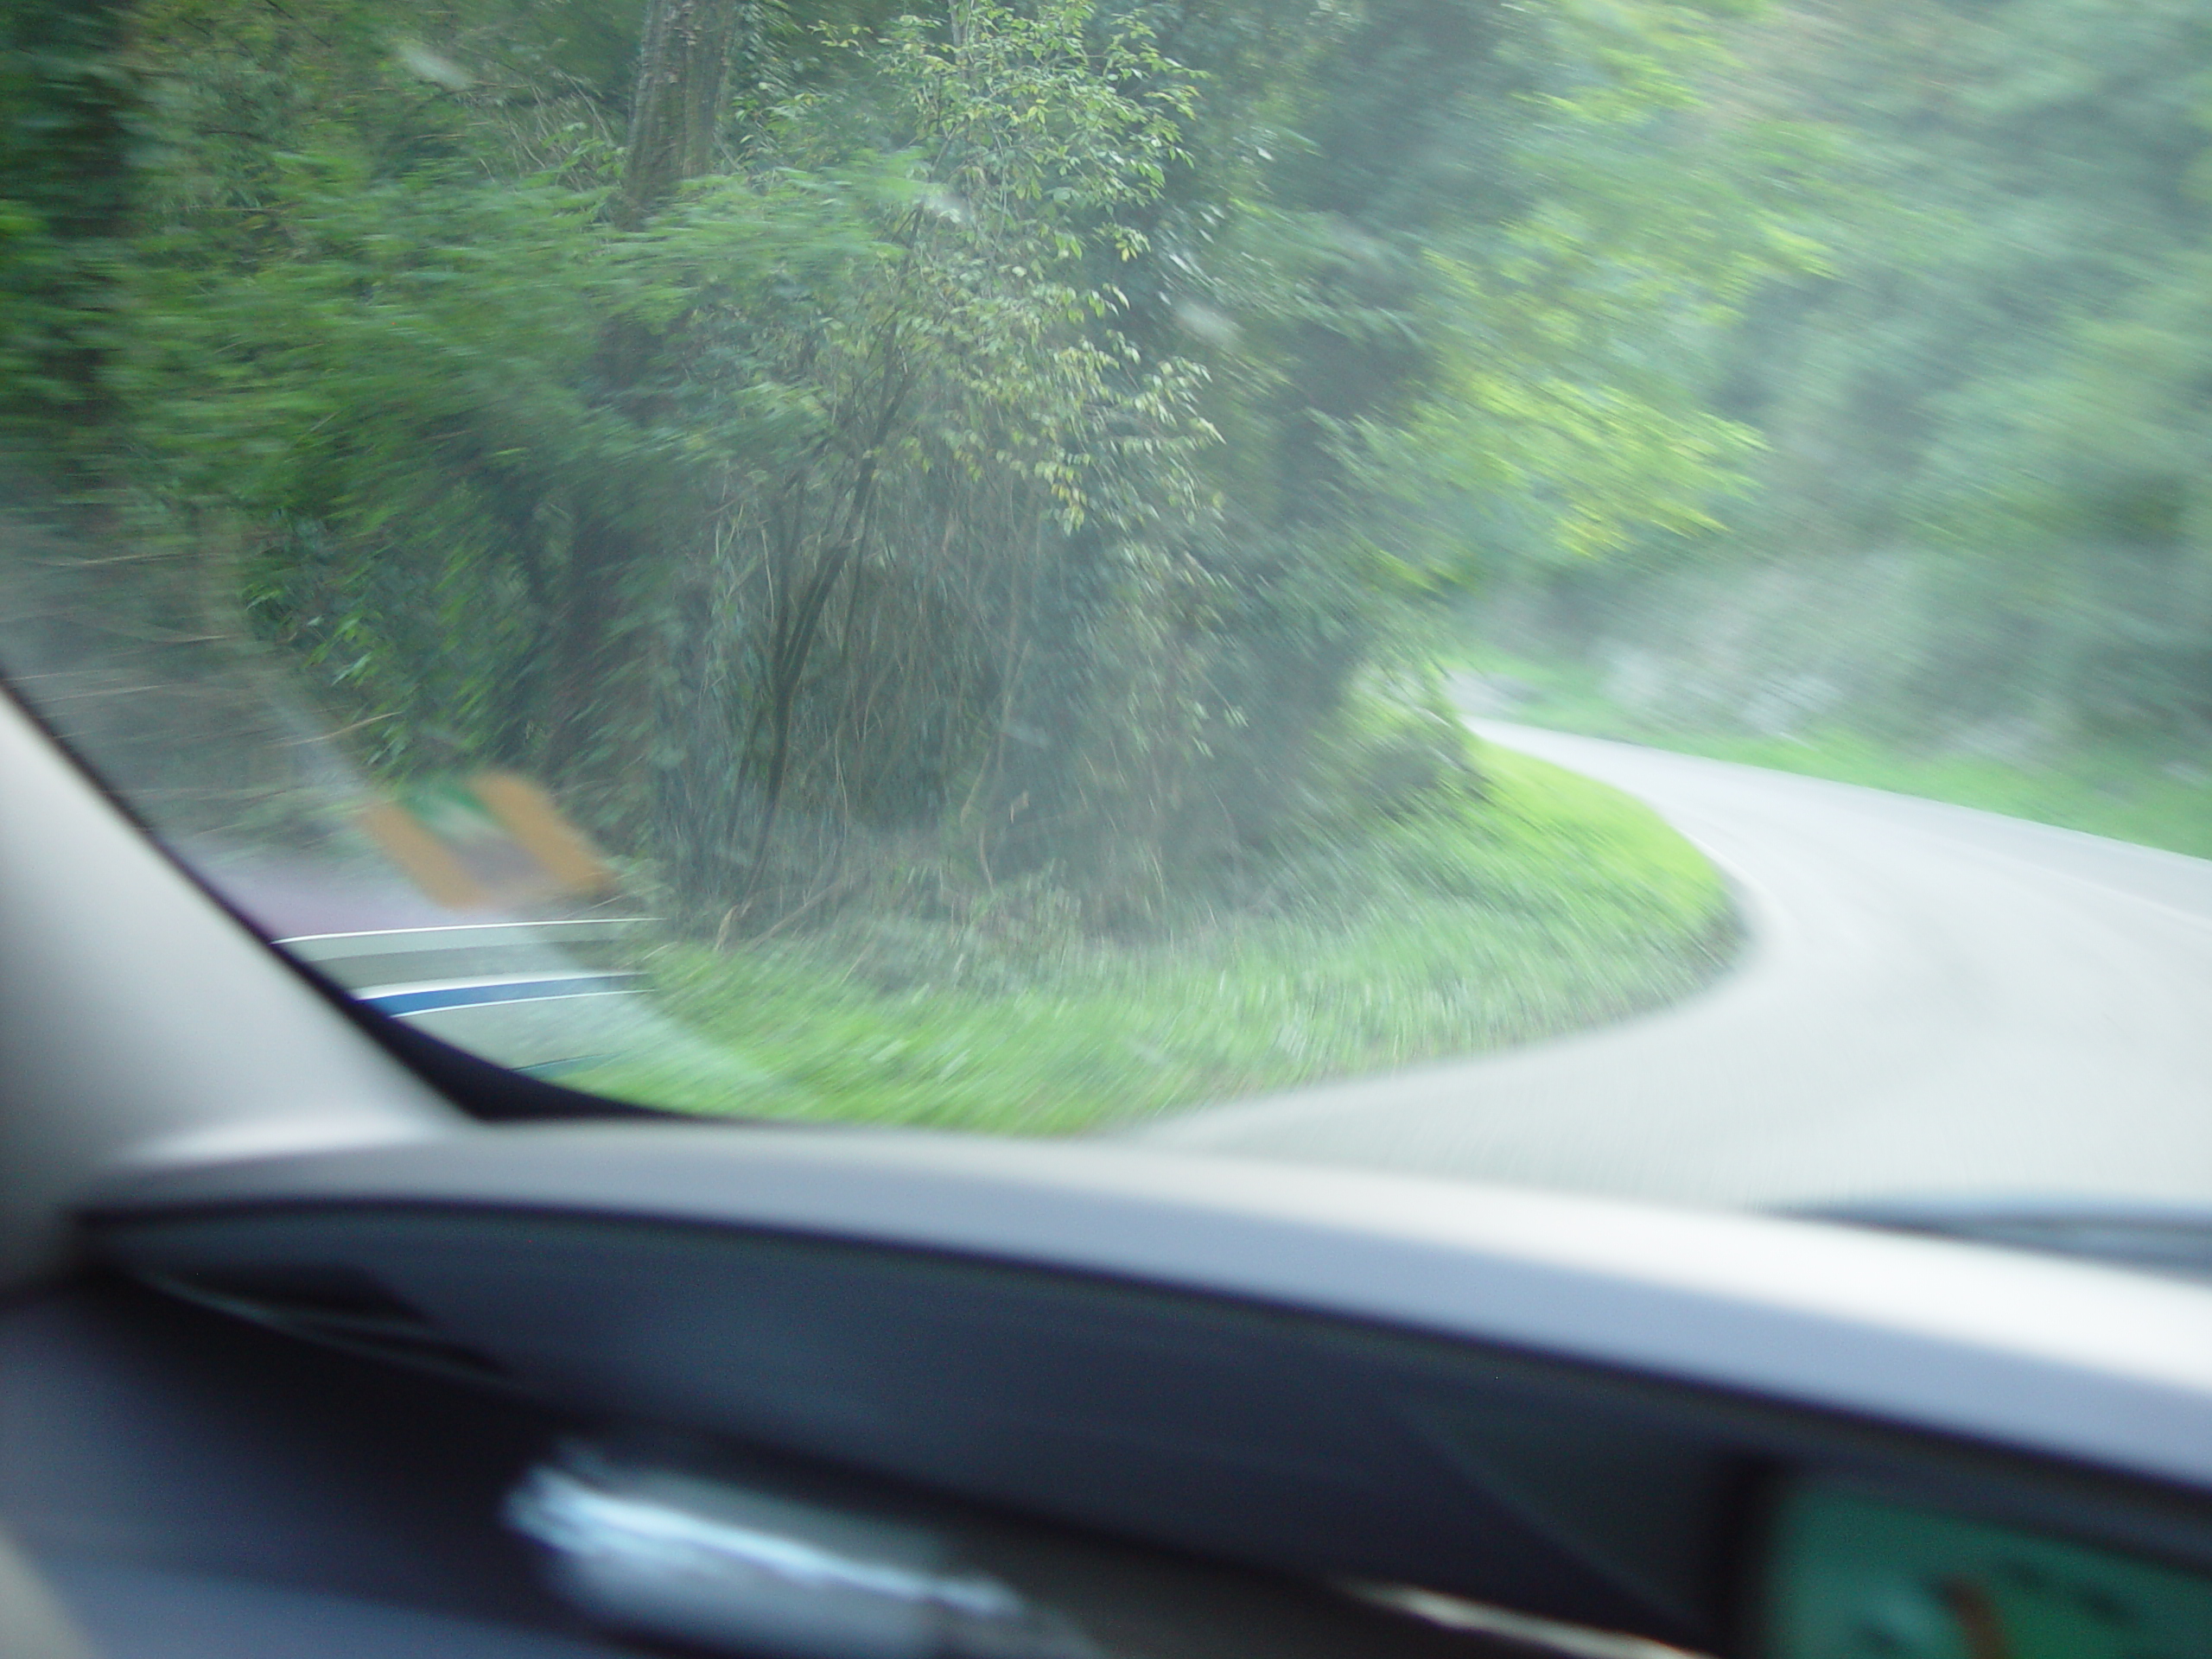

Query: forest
left=9, top=0, right=2183, bottom=1120
left=1479, top=0, right=2212, bottom=855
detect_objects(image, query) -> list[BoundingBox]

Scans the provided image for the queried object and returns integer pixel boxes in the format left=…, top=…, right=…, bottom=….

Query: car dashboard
left=4, top=1120, right=2211, bottom=1659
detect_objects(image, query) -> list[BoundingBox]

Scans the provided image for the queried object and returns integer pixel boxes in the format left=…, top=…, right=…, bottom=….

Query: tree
left=6, top=0, right=1840, bottom=934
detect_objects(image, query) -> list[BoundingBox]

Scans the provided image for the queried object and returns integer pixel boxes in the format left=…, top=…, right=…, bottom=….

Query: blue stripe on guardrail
left=360, top=976, right=641, bottom=1016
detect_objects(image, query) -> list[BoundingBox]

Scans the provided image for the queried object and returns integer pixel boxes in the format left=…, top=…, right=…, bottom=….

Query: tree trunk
left=537, top=0, right=744, bottom=785
left=616, top=0, right=747, bottom=231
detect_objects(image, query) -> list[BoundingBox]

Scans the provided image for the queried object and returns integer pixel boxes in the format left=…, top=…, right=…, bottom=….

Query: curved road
left=1135, top=722, right=2212, bottom=1212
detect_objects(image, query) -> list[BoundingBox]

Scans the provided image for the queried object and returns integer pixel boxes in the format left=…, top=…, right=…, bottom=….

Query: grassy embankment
left=1458, top=649, right=2212, bottom=861
left=569, top=742, right=1737, bottom=1133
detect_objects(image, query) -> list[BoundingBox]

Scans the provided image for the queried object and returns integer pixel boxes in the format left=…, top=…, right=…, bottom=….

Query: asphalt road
left=1134, top=722, right=2212, bottom=1212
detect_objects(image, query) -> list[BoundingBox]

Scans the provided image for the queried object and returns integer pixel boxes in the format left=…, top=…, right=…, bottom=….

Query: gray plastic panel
left=84, top=1125, right=2212, bottom=1500
left=0, top=692, right=459, bottom=1288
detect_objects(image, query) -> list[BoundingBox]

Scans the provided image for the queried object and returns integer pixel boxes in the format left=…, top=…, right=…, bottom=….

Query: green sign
left=1761, top=1481, right=2212, bottom=1658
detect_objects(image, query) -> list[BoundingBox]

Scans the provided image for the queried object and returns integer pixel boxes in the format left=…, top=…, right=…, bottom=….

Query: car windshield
left=3, top=0, right=2209, bottom=1242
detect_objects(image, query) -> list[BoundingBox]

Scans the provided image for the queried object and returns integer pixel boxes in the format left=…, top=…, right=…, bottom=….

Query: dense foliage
left=1489, top=0, right=2212, bottom=768
left=0, top=0, right=1810, bottom=933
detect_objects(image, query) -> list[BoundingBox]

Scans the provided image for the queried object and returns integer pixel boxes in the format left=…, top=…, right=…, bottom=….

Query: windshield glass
left=3, top=0, right=2209, bottom=1230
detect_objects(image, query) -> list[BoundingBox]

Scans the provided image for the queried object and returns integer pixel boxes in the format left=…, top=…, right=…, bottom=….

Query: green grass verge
left=1455, top=648, right=2212, bottom=862
left=565, top=745, right=1738, bottom=1132
left=1618, top=734, right=2212, bottom=861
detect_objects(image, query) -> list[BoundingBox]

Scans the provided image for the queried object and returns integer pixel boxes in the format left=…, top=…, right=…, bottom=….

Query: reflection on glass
left=508, top=1444, right=1101, bottom=1659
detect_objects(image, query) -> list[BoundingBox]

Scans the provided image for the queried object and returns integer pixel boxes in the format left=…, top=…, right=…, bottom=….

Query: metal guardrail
left=276, top=918, right=662, bottom=1075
